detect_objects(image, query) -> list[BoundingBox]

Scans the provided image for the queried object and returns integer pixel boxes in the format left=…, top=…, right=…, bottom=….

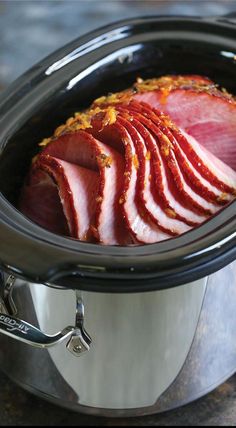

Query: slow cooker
left=0, top=15, right=236, bottom=417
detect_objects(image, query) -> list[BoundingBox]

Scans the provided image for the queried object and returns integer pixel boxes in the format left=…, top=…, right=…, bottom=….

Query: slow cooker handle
left=0, top=313, right=74, bottom=348
left=0, top=275, right=91, bottom=357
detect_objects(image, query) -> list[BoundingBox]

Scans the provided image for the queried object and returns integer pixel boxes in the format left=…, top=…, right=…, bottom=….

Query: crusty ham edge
left=42, top=131, right=128, bottom=245
left=89, top=115, right=173, bottom=244
left=133, top=74, right=228, bottom=105
left=91, top=74, right=217, bottom=110
left=21, top=154, right=99, bottom=240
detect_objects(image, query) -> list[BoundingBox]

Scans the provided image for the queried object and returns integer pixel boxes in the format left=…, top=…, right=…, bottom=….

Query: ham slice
left=20, top=155, right=99, bottom=240
left=175, top=128, right=236, bottom=194
left=42, top=131, right=128, bottom=245
left=20, top=168, right=69, bottom=236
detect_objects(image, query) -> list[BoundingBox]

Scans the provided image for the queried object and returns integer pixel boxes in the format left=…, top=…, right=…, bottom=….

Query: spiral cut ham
left=20, top=75, right=236, bottom=245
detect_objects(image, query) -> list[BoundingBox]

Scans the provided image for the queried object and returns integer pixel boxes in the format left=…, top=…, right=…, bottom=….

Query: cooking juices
left=20, top=75, right=236, bottom=245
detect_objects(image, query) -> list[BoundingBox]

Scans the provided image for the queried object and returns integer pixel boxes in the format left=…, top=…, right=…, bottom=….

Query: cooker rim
left=0, top=15, right=236, bottom=292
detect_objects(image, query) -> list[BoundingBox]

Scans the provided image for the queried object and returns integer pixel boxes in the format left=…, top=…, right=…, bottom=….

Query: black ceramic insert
left=0, top=16, right=235, bottom=292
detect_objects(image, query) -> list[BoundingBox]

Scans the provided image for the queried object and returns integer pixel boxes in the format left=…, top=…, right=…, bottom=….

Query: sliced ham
left=134, top=78, right=236, bottom=172
left=20, top=168, right=69, bottom=236
left=21, top=154, right=99, bottom=240
left=19, top=74, right=236, bottom=246
left=131, top=101, right=234, bottom=205
left=175, top=128, right=236, bottom=194
left=118, top=102, right=218, bottom=216
left=115, top=107, right=192, bottom=235
left=89, top=114, right=173, bottom=243
left=42, top=131, right=128, bottom=245
left=115, top=106, right=207, bottom=226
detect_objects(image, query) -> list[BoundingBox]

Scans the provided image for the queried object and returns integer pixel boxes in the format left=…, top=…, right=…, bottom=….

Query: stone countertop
left=0, top=1, right=236, bottom=426
left=0, top=0, right=236, bottom=88
left=0, top=369, right=236, bottom=426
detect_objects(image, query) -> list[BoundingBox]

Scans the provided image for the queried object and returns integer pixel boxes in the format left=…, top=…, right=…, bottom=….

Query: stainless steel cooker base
left=0, top=262, right=235, bottom=417
left=2, top=368, right=235, bottom=418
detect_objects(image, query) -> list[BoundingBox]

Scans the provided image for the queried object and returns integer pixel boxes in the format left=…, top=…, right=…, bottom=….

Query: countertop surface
left=1, top=1, right=236, bottom=426
left=0, top=369, right=236, bottom=426
left=1, top=0, right=236, bottom=88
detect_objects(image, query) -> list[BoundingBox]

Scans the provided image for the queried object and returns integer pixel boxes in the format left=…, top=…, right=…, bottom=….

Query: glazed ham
left=20, top=75, right=236, bottom=245
left=22, top=131, right=128, bottom=245
left=134, top=75, right=236, bottom=171
left=90, top=113, right=173, bottom=243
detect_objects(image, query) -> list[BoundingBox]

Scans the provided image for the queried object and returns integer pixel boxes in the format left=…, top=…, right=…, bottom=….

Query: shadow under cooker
left=0, top=16, right=235, bottom=416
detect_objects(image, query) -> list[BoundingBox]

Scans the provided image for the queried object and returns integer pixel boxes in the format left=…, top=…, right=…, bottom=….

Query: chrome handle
left=0, top=314, right=74, bottom=348
left=0, top=275, right=92, bottom=356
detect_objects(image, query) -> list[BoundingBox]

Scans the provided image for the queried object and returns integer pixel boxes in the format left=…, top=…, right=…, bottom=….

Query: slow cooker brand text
left=0, top=315, right=30, bottom=334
